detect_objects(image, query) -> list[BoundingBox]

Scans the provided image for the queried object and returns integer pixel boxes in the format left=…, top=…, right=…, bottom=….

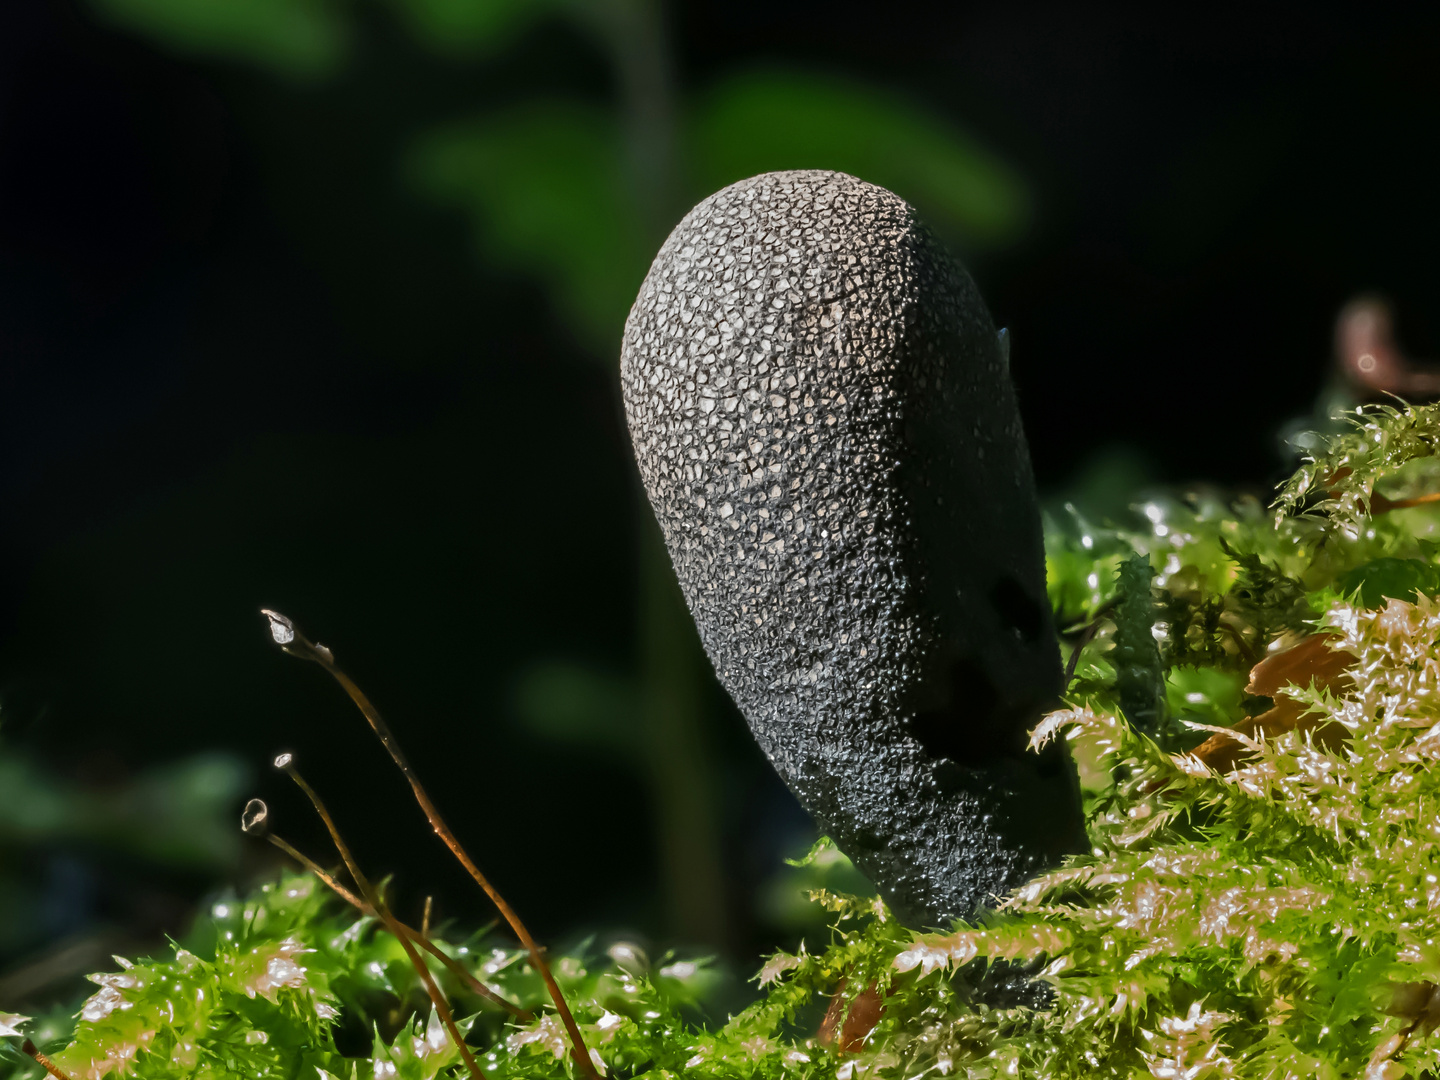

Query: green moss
left=11, top=403, right=1440, bottom=1078
left=1111, top=552, right=1165, bottom=735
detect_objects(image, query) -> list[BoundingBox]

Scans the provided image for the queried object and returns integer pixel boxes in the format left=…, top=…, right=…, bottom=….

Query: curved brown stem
left=263, top=832, right=531, bottom=1020
left=22, top=1040, right=73, bottom=1080
left=277, top=760, right=487, bottom=1080
left=263, top=611, right=598, bottom=1080
left=1371, top=491, right=1440, bottom=514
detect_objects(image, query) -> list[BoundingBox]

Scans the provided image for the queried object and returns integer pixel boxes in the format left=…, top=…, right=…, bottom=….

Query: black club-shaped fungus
left=621, top=170, right=1084, bottom=926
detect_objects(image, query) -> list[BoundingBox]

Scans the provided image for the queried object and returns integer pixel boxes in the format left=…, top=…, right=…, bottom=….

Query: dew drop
left=607, top=942, right=648, bottom=973
left=241, top=799, right=268, bottom=835
left=262, top=609, right=295, bottom=645
left=273, top=753, right=294, bottom=770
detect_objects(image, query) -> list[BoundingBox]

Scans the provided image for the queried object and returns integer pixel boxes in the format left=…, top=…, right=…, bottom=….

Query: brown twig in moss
left=22, top=1040, right=73, bottom=1080
left=262, top=609, right=599, bottom=1080
left=271, top=757, right=488, bottom=1080
left=240, top=798, right=530, bottom=1020
left=1061, top=619, right=1102, bottom=685
left=1218, top=617, right=1261, bottom=668
left=1372, top=490, right=1440, bottom=513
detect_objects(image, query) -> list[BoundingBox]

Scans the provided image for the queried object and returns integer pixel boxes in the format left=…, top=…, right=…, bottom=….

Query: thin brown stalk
left=1373, top=490, right=1440, bottom=513
left=1062, top=619, right=1101, bottom=684
left=22, top=1040, right=73, bottom=1080
left=275, top=758, right=487, bottom=1080
left=261, top=828, right=530, bottom=1020
left=1219, top=618, right=1261, bottom=667
left=262, top=610, right=599, bottom=1080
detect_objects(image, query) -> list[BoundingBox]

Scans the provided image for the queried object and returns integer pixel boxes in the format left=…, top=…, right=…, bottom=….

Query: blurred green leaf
left=1339, top=556, right=1440, bottom=609
left=1044, top=446, right=1158, bottom=527
left=512, top=660, right=638, bottom=752
left=410, top=76, right=1032, bottom=351
left=114, top=754, right=250, bottom=868
left=689, top=69, right=1031, bottom=250
left=380, top=0, right=566, bottom=55
left=759, top=837, right=875, bottom=932
left=0, top=745, right=247, bottom=870
left=87, top=0, right=349, bottom=79
left=407, top=102, right=649, bottom=350
left=0, top=752, right=69, bottom=839
left=1164, top=664, right=1244, bottom=730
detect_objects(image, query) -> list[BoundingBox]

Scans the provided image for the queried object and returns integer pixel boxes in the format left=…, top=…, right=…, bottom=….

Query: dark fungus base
left=622, top=170, right=1085, bottom=927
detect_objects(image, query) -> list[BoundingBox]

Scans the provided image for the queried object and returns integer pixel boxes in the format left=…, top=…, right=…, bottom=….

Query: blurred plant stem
left=577, top=0, right=678, bottom=224
left=596, top=0, right=727, bottom=948
left=638, top=521, right=727, bottom=946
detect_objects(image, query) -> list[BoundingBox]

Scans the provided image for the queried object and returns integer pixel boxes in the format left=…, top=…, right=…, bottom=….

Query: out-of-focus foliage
left=1339, top=555, right=1440, bottom=609
left=88, top=0, right=348, bottom=78
left=377, top=0, right=565, bottom=56
left=0, top=745, right=246, bottom=872
left=411, top=68, right=1028, bottom=348
left=512, top=660, right=637, bottom=753
left=85, top=0, right=1031, bottom=350
left=756, top=836, right=879, bottom=936
left=687, top=69, right=1029, bottom=247
left=0, top=743, right=247, bottom=957
left=515, top=660, right=867, bottom=938
left=407, top=103, right=649, bottom=352
left=11, top=404, right=1440, bottom=1078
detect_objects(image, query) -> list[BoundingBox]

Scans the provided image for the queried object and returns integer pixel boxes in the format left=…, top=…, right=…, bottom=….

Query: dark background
left=2, top=0, right=1438, bottom=997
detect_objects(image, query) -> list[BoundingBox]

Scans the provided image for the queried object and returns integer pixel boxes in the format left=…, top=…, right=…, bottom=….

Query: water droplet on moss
left=262, top=609, right=295, bottom=645
left=241, top=799, right=268, bottom=834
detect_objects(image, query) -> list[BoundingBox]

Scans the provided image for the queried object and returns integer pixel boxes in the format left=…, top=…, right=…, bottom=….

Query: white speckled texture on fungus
left=622, top=170, right=1084, bottom=926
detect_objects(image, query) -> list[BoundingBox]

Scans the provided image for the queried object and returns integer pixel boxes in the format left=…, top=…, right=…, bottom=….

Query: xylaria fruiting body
left=621, top=170, right=1084, bottom=926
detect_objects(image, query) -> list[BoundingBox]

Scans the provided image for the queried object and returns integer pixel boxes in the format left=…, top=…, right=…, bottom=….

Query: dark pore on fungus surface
left=621, top=170, right=1085, bottom=927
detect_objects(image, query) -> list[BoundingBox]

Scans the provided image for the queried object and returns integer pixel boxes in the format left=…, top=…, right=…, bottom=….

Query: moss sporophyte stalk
left=6, top=401, right=1440, bottom=1078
